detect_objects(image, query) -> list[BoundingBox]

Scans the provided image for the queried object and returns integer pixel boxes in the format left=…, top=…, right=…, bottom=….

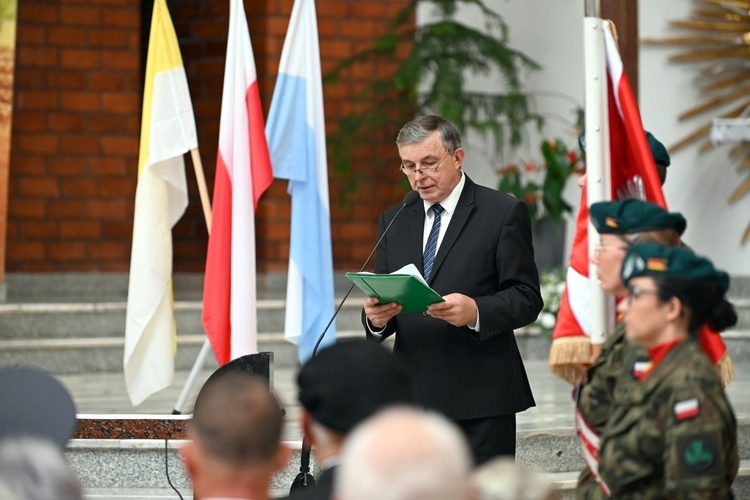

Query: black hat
left=0, top=368, right=77, bottom=449
left=297, top=340, right=414, bottom=433
left=621, top=243, right=729, bottom=296
left=590, top=199, right=686, bottom=236
left=578, top=130, right=671, bottom=167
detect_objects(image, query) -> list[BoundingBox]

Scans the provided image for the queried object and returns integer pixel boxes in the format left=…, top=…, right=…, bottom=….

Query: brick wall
left=6, top=0, right=411, bottom=273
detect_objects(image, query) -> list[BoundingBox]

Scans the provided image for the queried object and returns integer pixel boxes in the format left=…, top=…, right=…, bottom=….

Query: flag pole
left=583, top=0, right=614, bottom=351
left=172, top=148, right=214, bottom=415
left=190, top=148, right=213, bottom=233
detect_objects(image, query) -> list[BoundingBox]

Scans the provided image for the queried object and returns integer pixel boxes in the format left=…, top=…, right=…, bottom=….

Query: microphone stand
left=289, top=190, right=420, bottom=493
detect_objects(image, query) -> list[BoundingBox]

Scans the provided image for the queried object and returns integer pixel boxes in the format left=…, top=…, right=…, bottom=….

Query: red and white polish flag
left=202, top=0, right=273, bottom=366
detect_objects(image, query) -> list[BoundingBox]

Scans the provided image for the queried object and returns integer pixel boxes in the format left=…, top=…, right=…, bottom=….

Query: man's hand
left=426, top=293, right=477, bottom=328
left=364, top=297, right=402, bottom=329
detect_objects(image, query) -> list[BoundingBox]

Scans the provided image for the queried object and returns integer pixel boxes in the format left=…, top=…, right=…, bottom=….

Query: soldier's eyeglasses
left=626, top=285, right=660, bottom=304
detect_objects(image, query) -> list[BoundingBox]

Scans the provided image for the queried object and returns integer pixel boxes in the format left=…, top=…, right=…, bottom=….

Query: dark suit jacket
left=284, top=466, right=335, bottom=500
left=363, top=175, right=542, bottom=420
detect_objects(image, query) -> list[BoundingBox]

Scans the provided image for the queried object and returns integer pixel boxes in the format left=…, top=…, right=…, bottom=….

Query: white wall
left=423, top=0, right=750, bottom=276
left=639, top=0, right=750, bottom=276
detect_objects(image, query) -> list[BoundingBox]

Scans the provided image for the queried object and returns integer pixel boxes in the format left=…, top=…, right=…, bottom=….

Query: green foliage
left=496, top=137, right=583, bottom=225
left=325, top=0, right=542, bottom=196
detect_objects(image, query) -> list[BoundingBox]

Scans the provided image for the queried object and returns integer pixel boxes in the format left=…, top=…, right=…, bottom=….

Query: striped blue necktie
left=423, top=203, right=444, bottom=281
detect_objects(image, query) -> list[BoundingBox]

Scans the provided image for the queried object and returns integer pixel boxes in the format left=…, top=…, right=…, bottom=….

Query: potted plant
left=496, top=136, right=584, bottom=224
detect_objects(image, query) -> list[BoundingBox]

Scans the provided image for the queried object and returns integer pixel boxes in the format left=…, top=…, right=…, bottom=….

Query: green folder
left=345, top=272, right=445, bottom=314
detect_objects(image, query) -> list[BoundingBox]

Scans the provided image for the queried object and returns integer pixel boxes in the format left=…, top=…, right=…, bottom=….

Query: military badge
left=681, top=438, right=717, bottom=473
left=674, top=398, right=700, bottom=421
left=646, top=257, right=668, bottom=272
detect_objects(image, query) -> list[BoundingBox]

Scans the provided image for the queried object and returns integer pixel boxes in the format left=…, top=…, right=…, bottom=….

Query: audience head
left=589, top=199, right=685, bottom=296
left=471, top=457, right=557, bottom=500
left=0, top=436, right=82, bottom=500
left=335, top=407, right=473, bottom=500
left=620, top=243, right=736, bottom=344
left=0, top=367, right=77, bottom=449
left=182, top=370, right=288, bottom=499
left=297, top=340, right=415, bottom=461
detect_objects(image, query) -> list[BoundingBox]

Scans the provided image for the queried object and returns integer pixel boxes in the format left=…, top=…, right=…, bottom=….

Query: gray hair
left=472, top=457, right=557, bottom=500
left=335, top=407, right=472, bottom=500
left=0, top=437, right=82, bottom=500
left=396, top=115, right=462, bottom=153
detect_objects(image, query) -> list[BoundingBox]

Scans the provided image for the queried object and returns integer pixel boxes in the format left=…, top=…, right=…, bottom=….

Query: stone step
left=0, top=330, right=371, bottom=375
left=2, top=327, right=749, bottom=375
left=0, top=299, right=367, bottom=339
left=66, top=423, right=750, bottom=493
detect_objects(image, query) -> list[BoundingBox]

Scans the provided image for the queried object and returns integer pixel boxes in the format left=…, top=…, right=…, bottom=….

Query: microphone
left=290, top=190, right=421, bottom=493
left=311, top=189, right=421, bottom=357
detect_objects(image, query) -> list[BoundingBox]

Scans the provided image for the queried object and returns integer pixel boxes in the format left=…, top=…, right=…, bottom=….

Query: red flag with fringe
left=548, top=26, right=734, bottom=386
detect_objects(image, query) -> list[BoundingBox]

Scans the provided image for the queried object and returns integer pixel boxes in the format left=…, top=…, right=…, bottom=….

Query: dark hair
left=653, top=275, right=737, bottom=333
left=396, top=115, right=461, bottom=153
left=191, top=371, right=283, bottom=465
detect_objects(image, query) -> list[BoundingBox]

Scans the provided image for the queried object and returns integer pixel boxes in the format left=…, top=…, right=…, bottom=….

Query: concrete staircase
left=1, top=272, right=749, bottom=499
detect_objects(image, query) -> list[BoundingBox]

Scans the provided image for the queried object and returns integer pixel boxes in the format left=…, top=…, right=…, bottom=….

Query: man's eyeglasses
left=400, top=151, right=451, bottom=177
left=626, top=285, right=660, bottom=304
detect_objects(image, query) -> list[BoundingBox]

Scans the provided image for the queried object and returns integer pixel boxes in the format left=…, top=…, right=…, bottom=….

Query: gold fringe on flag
left=714, top=351, right=736, bottom=388
left=548, top=336, right=593, bottom=386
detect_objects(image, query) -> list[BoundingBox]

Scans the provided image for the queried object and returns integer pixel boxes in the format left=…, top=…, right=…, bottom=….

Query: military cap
left=646, top=132, right=670, bottom=167
left=297, top=339, right=414, bottom=433
left=578, top=130, right=671, bottom=167
left=621, top=243, right=729, bottom=296
left=590, top=199, right=686, bottom=236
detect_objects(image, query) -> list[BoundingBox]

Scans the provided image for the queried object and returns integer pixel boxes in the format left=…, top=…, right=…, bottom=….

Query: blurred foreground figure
left=472, top=457, right=558, bottom=500
left=0, top=437, right=82, bottom=500
left=181, top=371, right=290, bottom=500
left=335, top=407, right=472, bottom=500
left=286, top=339, right=415, bottom=500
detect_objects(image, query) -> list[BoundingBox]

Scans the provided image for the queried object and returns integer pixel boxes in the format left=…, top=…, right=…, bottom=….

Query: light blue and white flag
left=266, top=0, right=335, bottom=364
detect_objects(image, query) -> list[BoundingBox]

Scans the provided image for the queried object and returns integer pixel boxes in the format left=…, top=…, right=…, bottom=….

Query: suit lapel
left=408, top=202, right=426, bottom=276
left=428, top=176, right=476, bottom=284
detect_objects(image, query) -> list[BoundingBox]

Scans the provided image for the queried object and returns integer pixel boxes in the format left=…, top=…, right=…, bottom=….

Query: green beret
left=590, top=199, right=686, bottom=236
left=646, top=132, right=670, bottom=167
left=621, top=243, right=729, bottom=296
left=298, top=340, right=414, bottom=433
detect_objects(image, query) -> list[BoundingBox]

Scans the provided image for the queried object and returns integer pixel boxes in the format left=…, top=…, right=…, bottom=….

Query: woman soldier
left=575, top=199, right=686, bottom=499
left=599, top=243, right=738, bottom=497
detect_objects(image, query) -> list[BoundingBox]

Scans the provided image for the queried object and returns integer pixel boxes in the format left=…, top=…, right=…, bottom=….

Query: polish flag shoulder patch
left=633, top=360, right=651, bottom=378
left=674, top=398, right=701, bottom=421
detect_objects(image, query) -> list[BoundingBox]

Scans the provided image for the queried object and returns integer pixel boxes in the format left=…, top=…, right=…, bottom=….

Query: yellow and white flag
left=124, top=0, right=197, bottom=406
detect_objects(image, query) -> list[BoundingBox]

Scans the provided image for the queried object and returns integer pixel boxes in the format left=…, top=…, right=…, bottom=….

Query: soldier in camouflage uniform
left=598, top=244, right=738, bottom=498
left=575, top=200, right=686, bottom=499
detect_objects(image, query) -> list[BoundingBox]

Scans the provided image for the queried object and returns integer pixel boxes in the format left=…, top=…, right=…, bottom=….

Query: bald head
left=336, top=407, right=472, bottom=500
left=190, top=371, right=283, bottom=465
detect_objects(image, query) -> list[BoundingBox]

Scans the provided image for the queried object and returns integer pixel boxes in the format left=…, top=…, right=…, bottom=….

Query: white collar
left=423, top=171, right=465, bottom=216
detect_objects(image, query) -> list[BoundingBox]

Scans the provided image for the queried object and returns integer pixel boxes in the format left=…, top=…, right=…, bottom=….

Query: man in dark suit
left=363, top=115, right=543, bottom=465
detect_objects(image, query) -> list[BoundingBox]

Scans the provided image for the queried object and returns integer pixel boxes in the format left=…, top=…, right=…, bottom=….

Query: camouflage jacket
left=575, top=323, right=648, bottom=499
left=599, top=339, right=738, bottom=499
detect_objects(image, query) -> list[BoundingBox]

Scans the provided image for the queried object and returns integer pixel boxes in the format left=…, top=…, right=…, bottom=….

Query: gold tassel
left=714, top=351, right=736, bottom=388
left=548, top=336, right=592, bottom=386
